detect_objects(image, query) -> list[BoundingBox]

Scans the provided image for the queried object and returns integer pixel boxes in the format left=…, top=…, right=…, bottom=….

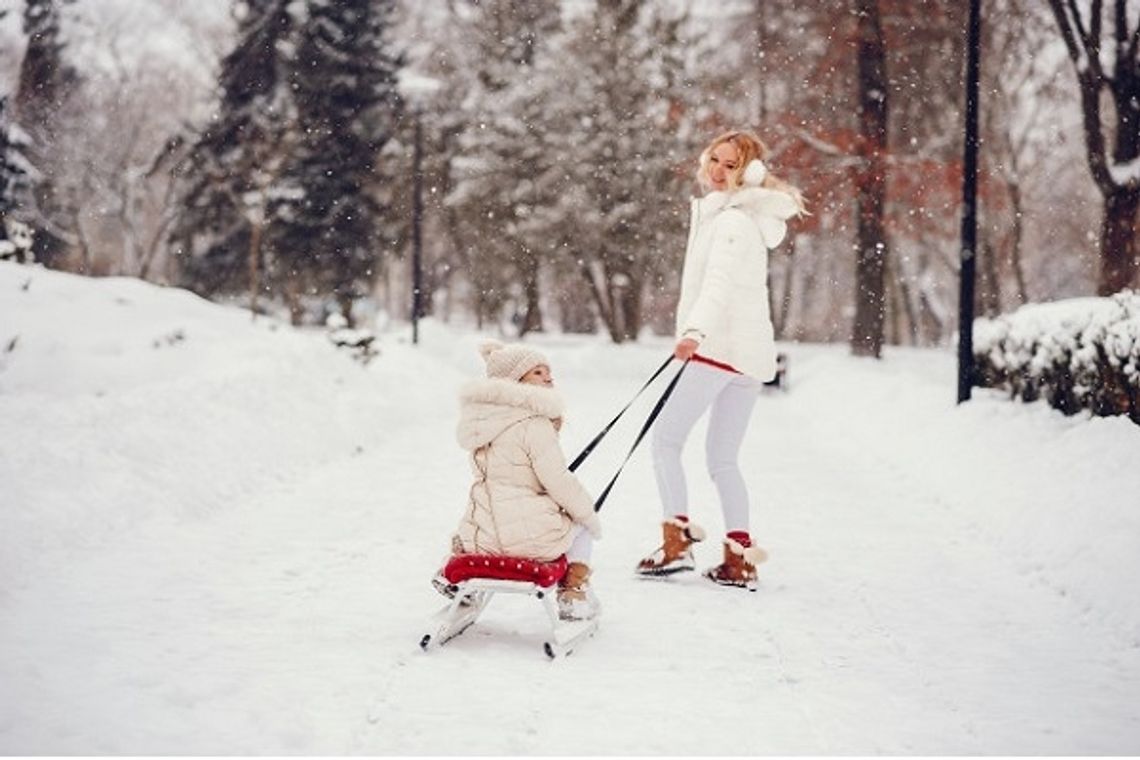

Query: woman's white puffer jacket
left=675, top=185, right=800, bottom=381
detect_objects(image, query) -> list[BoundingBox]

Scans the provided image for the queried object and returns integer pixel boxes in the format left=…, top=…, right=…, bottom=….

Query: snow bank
left=0, top=262, right=460, bottom=590
left=974, top=292, right=1140, bottom=424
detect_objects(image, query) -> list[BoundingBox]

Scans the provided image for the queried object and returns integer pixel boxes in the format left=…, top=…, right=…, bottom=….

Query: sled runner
left=419, top=553, right=599, bottom=659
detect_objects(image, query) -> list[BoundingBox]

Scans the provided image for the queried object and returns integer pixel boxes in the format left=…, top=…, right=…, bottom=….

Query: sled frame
left=419, top=577, right=598, bottom=659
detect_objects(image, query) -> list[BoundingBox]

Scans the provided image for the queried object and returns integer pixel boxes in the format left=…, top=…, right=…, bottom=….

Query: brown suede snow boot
left=636, top=517, right=706, bottom=576
left=704, top=534, right=769, bottom=590
left=557, top=561, right=599, bottom=620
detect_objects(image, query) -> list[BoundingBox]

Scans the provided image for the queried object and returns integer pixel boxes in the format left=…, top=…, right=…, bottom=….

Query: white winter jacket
left=675, top=186, right=800, bottom=381
left=454, top=378, right=601, bottom=561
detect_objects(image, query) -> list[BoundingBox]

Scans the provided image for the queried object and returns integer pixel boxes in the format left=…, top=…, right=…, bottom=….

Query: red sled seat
left=443, top=553, right=568, bottom=588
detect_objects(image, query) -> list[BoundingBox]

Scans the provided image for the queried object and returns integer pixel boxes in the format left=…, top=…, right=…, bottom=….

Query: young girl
left=636, top=129, right=805, bottom=588
left=446, top=340, right=602, bottom=619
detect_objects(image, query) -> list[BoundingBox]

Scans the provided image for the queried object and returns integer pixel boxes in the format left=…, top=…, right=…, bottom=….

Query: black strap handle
left=565, top=354, right=691, bottom=512
left=592, top=359, right=689, bottom=511
left=568, top=355, right=677, bottom=473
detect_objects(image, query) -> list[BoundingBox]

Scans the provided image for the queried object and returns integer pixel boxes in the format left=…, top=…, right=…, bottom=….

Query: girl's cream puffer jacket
left=675, top=186, right=800, bottom=381
left=454, top=377, right=601, bottom=561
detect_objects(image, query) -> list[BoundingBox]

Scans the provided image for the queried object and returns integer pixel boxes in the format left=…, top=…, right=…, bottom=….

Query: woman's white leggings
left=651, top=361, right=762, bottom=533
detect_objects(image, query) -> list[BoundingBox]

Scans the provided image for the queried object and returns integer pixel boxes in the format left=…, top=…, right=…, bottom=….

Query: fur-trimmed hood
left=456, top=378, right=565, bottom=451
left=695, top=186, right=800, bottom=249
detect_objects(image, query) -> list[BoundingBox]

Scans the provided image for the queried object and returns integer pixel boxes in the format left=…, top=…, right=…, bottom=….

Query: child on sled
left=438, top=340, right=602, bottom=620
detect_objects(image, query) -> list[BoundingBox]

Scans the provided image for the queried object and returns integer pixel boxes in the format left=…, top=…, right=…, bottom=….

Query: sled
left=419, top=554, right=599, bottom=659
left=421, top=355, right=689, bottom=659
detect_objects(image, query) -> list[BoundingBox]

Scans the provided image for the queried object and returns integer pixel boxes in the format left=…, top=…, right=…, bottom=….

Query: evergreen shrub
left=973, top=291, right=1140, bottom=425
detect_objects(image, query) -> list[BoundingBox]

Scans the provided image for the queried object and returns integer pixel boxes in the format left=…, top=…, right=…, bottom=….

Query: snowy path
left=0, top=259, right=1135, bottom=756
left=749, top=385, right=1140, bottom=754
left=2, top=295, right=1139, bottom=754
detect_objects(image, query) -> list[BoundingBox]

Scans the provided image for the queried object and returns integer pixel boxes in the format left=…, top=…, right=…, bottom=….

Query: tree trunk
left=614, top=271, right=641, bottom=342
left=1100, top=188, right=1140, bottom=295
left=248, top=220, right=262, bottom=320
left=1099, top=56, right=1140, bottom=293
left=285, top=274, right=304, bottom=327
left=517, top=247, right=543, bottom=336
left=337, top=293, right=355, bottom=328
left=117, top=185, right=143, bottom=277
left=419, top=268, right=435, bottom=319
left=885, top=252, right=900, bottom=345
left=773, top=235, right=796, bottom=340
left=850, top=0, right=890, bottom=358
left=891, top=253, right=919, bottom=345
left=70, top=204, right=92, bottom=275
left=558, top=288, right=597, bottom=333
left=579, top=260, right=621, bottom=343
left=1004, top=178, right=1029, bottom=304
left=752, top=0, right=769, bottom=125
left=978, top=234, right=1002, bottom=317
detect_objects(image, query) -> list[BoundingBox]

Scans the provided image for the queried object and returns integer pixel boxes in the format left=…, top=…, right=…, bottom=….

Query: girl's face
left=707, top=141, right=741, bottom=191
left=520, top=364, right=554, bottom=387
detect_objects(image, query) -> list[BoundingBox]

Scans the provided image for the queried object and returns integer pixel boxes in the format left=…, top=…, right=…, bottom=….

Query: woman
left=447, top=340, right=602, bottom=619
left=636, top=130, right=804, bottom=589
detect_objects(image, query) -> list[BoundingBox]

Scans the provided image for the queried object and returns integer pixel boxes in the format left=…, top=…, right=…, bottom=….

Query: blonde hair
left=696, top=129, right=806, bottom=213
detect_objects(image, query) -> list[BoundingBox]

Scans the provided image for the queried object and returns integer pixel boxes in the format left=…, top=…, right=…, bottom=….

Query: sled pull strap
left=593, top=358, right=689, bottom=512
left=568, top=354, right=675, bottom=473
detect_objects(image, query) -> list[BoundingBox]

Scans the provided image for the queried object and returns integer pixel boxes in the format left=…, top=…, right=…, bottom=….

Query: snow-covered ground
left=2, top=260, right=1139, bottom=754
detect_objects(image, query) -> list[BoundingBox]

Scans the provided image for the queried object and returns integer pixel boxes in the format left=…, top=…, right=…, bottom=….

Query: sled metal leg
left=539, top=587, right=599, bottom=659
left=420, top=587, right=492, bottom=650
left=419, top=579, right=598, bottom=658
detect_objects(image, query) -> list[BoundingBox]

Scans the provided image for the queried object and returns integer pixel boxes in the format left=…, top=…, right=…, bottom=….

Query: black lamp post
left=957, top=0, right=982, bottom=403
left=398, top=71, right=439, bottom=346
left=411, top=107, right=424, bottom=345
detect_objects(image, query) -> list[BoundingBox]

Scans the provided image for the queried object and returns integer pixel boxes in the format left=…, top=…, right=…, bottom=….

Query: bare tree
left=1046, top=0, right=1140, bottom=295
left=978, top=0, right=1078, bottom=311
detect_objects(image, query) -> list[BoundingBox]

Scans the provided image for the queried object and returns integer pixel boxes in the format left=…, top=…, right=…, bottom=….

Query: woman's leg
left=651, top=363, right=735, bottom=518
left=704, top=374, right=762, bottom=533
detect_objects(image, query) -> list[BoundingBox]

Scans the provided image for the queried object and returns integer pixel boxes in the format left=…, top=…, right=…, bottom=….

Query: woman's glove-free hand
left=674, top=337, right=699, bottom=361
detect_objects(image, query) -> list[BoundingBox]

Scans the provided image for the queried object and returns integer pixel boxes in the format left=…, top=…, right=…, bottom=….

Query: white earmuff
left=743, top=159, right=768, bottom=186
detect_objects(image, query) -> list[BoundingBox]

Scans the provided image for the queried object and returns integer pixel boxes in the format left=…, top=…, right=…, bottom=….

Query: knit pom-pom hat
left=478, top=339, right=550, bottom=381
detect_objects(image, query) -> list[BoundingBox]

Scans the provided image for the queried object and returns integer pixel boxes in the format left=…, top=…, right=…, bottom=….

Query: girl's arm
left=526, top=420, right=602, bottom=539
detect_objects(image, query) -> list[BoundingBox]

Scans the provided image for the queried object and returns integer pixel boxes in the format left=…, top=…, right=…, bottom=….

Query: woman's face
left=520, top=364, right=554, bottom=387
left=707, top=141, right=741, bottom=191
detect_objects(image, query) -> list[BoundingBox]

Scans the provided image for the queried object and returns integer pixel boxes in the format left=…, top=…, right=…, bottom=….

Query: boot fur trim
left=666, top=516, right=706, bottom=542
left=744, top=546, right=769, bottom=566
left=725, top=537, right=769, bottom=566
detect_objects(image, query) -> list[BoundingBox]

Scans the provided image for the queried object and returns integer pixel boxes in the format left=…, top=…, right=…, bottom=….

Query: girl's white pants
left=567, top=526, right=593, bottom=564
left=651, top=361, right=762, bottom=533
